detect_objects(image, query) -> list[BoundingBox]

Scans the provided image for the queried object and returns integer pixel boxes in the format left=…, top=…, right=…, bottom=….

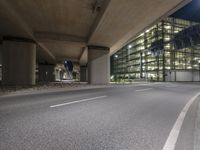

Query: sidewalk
left=0, top=81, right=152, bottom=97
left=175, top=95, right=200, bottom=150
left=194, top=99, right=200, bottom=150
left=0, top=82, right=107, bottom=97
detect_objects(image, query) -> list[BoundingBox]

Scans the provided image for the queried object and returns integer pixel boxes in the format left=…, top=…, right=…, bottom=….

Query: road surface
left=0, top=83, right=200, bottom=150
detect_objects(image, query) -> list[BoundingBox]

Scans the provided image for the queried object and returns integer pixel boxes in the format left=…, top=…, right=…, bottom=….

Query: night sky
left=171, top=0, right=200, bottom=22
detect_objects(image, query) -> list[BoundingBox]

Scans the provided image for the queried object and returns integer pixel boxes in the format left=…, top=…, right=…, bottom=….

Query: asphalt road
left=0, top=83, right=200, bottom=150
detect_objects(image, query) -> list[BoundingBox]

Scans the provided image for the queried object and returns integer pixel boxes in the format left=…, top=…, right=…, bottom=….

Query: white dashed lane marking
left=135, top=88, right=152, bottom=92
left=50, top=95, right=107, bottom=108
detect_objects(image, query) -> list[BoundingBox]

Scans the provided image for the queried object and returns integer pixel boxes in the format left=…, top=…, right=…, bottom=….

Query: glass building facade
left=111, top=17, right=200, bottom=82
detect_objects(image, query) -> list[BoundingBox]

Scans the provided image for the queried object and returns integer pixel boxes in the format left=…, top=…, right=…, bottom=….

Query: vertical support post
left=2, top=38, right=36, bottom=85
left=88, top=46, right=110, bottom=84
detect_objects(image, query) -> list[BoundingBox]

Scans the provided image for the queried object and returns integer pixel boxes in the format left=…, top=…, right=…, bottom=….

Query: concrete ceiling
left=88, top=0, right=191, bottom=55
left=0, top=0, right=190, bottom=64
left=0, top=0, right=99, bottom=63
left=42, top=41, right=85, bottom=62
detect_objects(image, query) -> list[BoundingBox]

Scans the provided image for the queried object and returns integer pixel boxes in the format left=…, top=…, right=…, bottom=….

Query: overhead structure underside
left=0, top=0, right=191, bottom=64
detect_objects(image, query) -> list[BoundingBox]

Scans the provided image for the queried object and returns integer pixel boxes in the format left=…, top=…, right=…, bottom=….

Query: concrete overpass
left=0, top=0, right=191, bottom=85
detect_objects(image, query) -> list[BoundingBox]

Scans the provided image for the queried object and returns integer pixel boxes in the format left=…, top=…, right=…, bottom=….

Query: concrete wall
left=193, top=71, right=200, bottom=81
left=166, top=70, right=200, bottom=82
left=176, top=71, right=192, bottom=81
left=2, top=41, right=36, bottom=85
left=88, top=47, right=110, bottom=84
left=0, top=43, right=2, bottom=81
left=38, top=64, right=55, bottom=83
left=166, top=71, right=176, bottom=82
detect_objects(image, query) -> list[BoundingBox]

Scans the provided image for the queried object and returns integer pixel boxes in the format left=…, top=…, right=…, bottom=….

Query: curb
left=194, top=99, right=200, bottom=150
left=0, top=82, right=156, bottom=98
left=0, top=85, right=111, bottom=98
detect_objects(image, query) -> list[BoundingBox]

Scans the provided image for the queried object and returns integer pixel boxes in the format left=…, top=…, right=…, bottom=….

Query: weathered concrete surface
left=88, top=47, right=110, bottom=84
left=88, top=0, right=191, bottom=55
left=80, top=66, right=88, bottom=82
left=2, top=41, right=36, bottom=85
left=79, top=47, right=88, bottom=66
left=0, top=0, right=190, bottom=63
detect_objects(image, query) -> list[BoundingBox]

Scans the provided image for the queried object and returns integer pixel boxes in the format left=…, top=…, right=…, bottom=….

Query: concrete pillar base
left=88, top=46, right=110, bottom=85
left=2, top=38, right=36, bottom=86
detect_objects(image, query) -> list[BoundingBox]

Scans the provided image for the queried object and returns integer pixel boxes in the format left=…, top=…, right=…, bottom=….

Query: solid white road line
left=135, top=88, right=152, bottom=92
left=162, top=92, right=200, bottom=150
left=50, top=95, right=107, bottom=108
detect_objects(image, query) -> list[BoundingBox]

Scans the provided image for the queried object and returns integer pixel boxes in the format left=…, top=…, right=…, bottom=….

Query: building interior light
left=165, top=44, right=170, bottom=48
left=147, top=51, right=151, bottom=55
left=140, top=46, right=145, bottom=50
left=128, top=45, right=132, bottom=49
left=165, top=38, right=170, bottom=41
left=165, top=26, right=171, bottom=29
left=145, top=29, right=150, bottom=33
left=140, top=33, right=144, bottom=36
left=111, top=17, right=199, bottom=82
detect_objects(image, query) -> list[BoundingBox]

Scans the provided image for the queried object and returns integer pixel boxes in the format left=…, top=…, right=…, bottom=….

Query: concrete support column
left=55, top=69, right=61, bottom=81
left=88, top=46, right=110, bottom=84
left=0, top=42, right=2, bottom=65
left=2, top=38, right=36, bottom=85
left=80, top=66, right=88, bottom=82
left=0, top=41, right=3, bottom=81
left=38, top=64, right=55, bottom=83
